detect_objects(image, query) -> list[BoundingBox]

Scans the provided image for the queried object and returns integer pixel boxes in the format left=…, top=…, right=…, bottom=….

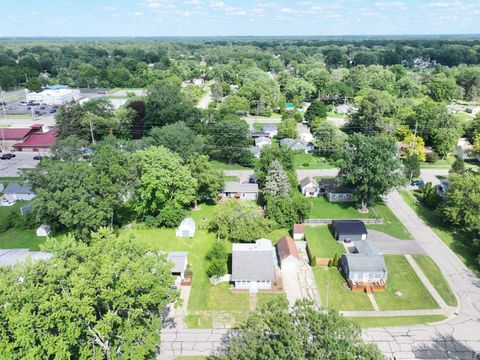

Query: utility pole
left=409, top=119, right=419, bottom=184
left=0, top=87, right=6, bottom=152
left=89, top=118, right=96, bottom=144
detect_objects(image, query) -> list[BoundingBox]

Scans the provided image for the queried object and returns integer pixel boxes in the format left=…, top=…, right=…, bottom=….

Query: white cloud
left=102, top=6, right=117, bottom=11
left=374, top=2, right=406, bottom=10
left=279, top=7, right=293, bottom=13
left=428, top=2, right=450, bottom=8
left=210, top=1, right=225, bottom=9
left=129, top=11, right=144, bottom=16
left=183, top=0, right=202, bottom=4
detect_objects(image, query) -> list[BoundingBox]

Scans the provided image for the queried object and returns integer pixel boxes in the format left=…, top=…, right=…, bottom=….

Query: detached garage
left=277, top=235, right=301, bottom=271
left=332, top=220, right=367, bottom=242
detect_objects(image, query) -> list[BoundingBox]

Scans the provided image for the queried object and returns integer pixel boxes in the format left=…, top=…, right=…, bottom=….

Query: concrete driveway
left=367, top=229, right=426, bottom=255
left=223, top=170, right=253, bottom=183
left=0, top=152, right=42, bottom=177
left=282, top=268, right=303, bottom=307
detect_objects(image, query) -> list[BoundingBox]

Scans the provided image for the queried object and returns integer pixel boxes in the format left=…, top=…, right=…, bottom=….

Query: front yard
left=308, top=197, right=411, bottom=240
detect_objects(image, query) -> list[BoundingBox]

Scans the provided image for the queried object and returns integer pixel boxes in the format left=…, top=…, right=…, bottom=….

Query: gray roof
left=342, top=253, right=387, bottom=273
left=223, top=182, right=259, bottom=194
left=4, top=182, right=33, bottom=195
left=280, top=138, right=308, bottom=150
left=263, top=124, right=278, bottom=132
left=249, top=146, right=261, bottom=156
left=355, top=240, right=380, bottom=256
left=255, top=137, right=271, bottom=146
left=232, top=239, right=275, bottom=281
left=299, top=177, right=318, bottom=188
left=166, top=252, right=188, bottom=273
left=0, top=249, right=52, bottom=267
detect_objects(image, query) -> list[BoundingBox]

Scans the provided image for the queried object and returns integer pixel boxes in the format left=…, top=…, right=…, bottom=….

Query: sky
left=0, top=0, right=479, bottom=37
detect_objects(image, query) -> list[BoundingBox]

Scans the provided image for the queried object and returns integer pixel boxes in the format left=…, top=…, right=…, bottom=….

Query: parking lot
left=0, top=152, right=42, bottom=177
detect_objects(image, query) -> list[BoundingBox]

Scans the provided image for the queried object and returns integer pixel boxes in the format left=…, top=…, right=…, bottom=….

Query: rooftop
left=14, top=129, right=57, bottom=148
left=232, top=239, right=275, bottom=281
left=166, top=251, right=188, bottom=273
left=276, top=235, right=300, bottom=261
left=333, top=220, right=368, bottom=235
left=4, top=182, right=33, bottom=195
left=343, top=253, right=387, bottom=273
left=0, top=249, right=52, bottom=267
left=354, top=240, right=380, bottom=256
left=223, top=181, right=259, bottom=194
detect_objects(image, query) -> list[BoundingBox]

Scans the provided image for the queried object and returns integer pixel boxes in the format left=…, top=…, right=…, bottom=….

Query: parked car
left=410, top=179, right=424, bottom=186
left=49, top=108, right=57, bottom=113
left=40, top=106, right=45, bottom=110
left=1, top=153, right=16, bottom=160
left=0, top=101, right=6, bottom=106
left=33, top=155, right=43, bottom=160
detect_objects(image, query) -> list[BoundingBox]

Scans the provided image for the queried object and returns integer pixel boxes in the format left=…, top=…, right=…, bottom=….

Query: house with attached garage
left=332, top=220, right=368, bottom=242
left=231, top=239, right=277, bottom=292
left=262, top=124, right=278, bottom=138
left=222, top=182, right=259, bottom=200
left=299, top=177, right=320, bottom=197
left=276, top=235, right=301, bottom=271
left=341, top=240, right=387, bottom=291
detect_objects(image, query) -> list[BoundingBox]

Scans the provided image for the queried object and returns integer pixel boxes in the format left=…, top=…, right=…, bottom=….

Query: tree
left=283, top=77, right=316, bottom=101
left=227, top=298, right=383, bottom=360
left=304, top=68, right=330, bottom=99
left=403, top=154, right=421, bottom=180
left=209, top=200, right=273, bottom=242
left=428, top=73, right=456, bottom=102
left=221, top=94, right=250, bottom=115
left=432, top=127, right=459, bottom=158
left=0, top=229, right=176, bottom=359
left=338, top=134, right=403, bottom=211
left=266, top=194, right=311, bottom=229
left=51, top=135, right=88, bottom=162
left=450, top=157, right=466, bottom=174
left=263, top=160, right=291, bottom=198
left=313, top=120, right=346, bottom=157
left=206, top=241, right=228, bottom=278
left=255, top=146, right=295, bottom=185
left=277, top=117, right=298, bottom=139
left=55, top=101, right=87, bottom=139
left=143, top=122, right=204, bottom=160
left=187, top=155, right=224, bottom=204
left=401, top=133, right=426, bottom=161
left=135, top=146, right=197, bottom=223
left=26, top=77, right=42, bottom=92
left=304, top=100, right=328, bottom=125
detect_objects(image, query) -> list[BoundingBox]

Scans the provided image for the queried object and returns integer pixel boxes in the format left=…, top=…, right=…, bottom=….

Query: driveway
left=197, top=90, right=212, bottom=110
left=420, top=169, right=449, bottom=186
left=223, top=170, right=253, bottom=183
left=0, top=152, right=42, bottom=177
left=367, top=229, right=426, bottom=255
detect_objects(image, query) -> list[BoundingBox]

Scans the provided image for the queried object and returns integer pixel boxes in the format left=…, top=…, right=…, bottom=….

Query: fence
left=303, top=218, right=384, bottom=225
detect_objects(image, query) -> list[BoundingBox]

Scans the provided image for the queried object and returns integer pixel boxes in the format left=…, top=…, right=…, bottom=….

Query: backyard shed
left=36, top=224, right=52, bottom=237
left=332, top=220, right=367, bottom=242
left=176, top=217, right=196, bottom=238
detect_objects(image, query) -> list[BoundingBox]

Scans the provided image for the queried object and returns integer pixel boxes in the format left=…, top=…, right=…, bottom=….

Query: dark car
left=40, top=106, right=45, bottom=110
left=1, top=153, right=15, bottom=160
left=33, top=155, right=43, bottom=160
left=0, top=101, right=6, bottom=106
left=410, top=179, right=424, bottom=186
left=49, top=108, right=57, bottom=113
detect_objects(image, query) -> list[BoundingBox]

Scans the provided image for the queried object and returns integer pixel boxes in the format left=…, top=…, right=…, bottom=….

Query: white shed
left=36, top=224, right=51, bottom=237
left=176, top=217, right=196, bottom=238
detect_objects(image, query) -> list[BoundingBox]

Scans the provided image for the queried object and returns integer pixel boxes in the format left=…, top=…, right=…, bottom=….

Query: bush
left=184, top=264, right=193, bottom=277
left=302, top=162, right=310, bottom=167
left=426, top=152, right=440, bottom=163
left=206, top=241, right=228, bottom=262
left=311, top=255, right=317, bottom=267
left=207, top=258, right=227, bottom=278
left=158, top=202, right=186, bottom=228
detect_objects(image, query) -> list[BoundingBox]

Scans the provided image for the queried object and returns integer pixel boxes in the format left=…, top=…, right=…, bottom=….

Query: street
left=0, top=152, right=42, bottom=177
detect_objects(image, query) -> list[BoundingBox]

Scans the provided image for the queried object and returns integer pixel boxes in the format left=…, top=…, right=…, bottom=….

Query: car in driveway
left=1, top=153, right=16, bottom=160
left=33, top=155, right=43, bottom=160
left=49, top=108, right=57, bottom=113
left=410, top=179, right=424, bottom=187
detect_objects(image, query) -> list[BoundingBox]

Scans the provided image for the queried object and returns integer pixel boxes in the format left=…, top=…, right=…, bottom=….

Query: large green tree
left=0, top=228, right=176, bottom=359
left=187, top=155, right=224, bottom=204
left=428, top=73, right=456, bottom=102
left=263, top=160, right=291, bottom=198
left=304, top=100, right=328, bottom=125
left=227, top=298, right=383, bottom=360
left=338, top=134, right=403, bottom=211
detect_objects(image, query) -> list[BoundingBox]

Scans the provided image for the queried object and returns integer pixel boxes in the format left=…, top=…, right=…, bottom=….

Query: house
left=332, top=220, right=368, bottom=242
left=334, top=104, right=357, bottom=115
left=293, top=223, right=305, bottom=240
left=250, top=130, right=270, bottom=138
left=341, top=240, right=388, bottom=284
left=255, top=136, right=272, bottom=149
left=249, top=146, right=261, bottom=159
left=454, top=138, right=477, bottom=160
left=296, top=123, right=314, bottom=143
left=0, top=249, right=52, bottom=267
left=176, top=218, right=196, bottom=238
left=3, top=182, right=35, bottom=201
left=466, top=106, right=480, bottom=116
left=231, top=239, right=276, bottom=292
left=319, top=178, right=354, bottom=203
left=262, top=124, right=278, bottom=138
left=13, top=128, right=58, bottom=152
left=167, top=252, right=188, bottom=279
left=280, top=138, right=313, bottom=153
left=36, top=224, right=52, bottom=237
left=222, top=182, right=259, bottom=200
left=299, top=177, right=320, bottom=197
left=276, top=235, right=301, bottom=271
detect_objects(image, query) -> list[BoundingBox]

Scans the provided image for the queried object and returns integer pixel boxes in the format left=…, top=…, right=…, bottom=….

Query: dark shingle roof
left=332, top=220, right=367, bottom=235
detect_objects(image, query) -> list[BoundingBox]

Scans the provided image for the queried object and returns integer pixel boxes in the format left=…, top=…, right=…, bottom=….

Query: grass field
left=399, top=189, right=480, bottom=276
left=308, top=197, right=411, bottom=240
left=374, top=255, right=440, bottom=311
left=351, top=315, right=447, bottom=328
left=209, top=160, right=253, bottom=171
left=313, top=267, right=374, bottom=311
left=304, top=225, right=345, bottom=258
left=293, top=153, right=336, bottom=169
left=413, top=255, right=457, bottom=307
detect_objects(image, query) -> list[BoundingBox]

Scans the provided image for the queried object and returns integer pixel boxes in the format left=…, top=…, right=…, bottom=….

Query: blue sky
left=1, top=0, right=479, bottom=37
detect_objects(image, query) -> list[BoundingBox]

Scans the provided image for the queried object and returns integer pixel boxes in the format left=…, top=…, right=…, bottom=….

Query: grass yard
left=373, top=255, right=439, bottom=311
left=313, top=267, right=374, bottom=311
left=308, top=197, right=411, bottom=240
left=209, top=160, right=253, bottom=171
left=223, top=175, right=239, bottom=182
left=399, top=189, right=480, bottom=276
left=184, top=314, right=213, bottom=329
left=293, top=153, right=336, bottom=170
left=413, top=255, right=457, bottom=307
left=351, top=315, right=447, bottom=329
left=420, top=155, right=455, bottom=169
left=253, top=123, right=263, bottom=130
left=326, top=111, right=348, bottom=119
left=304, top=225, right=344, bottom=258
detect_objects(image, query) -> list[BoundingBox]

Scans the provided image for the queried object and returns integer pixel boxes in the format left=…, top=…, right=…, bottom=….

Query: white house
left=176, top=217, right=196, bottom=238
left=341, top=240, right=387, bottom=284
left=36, top=224, right=52, bottom=237
left=167, top=252, right=188, bottom=279
left=255, top=136, right=272, bottom=149
left=276, top=235, right=301, bottom=271
left=26, top=88, right=81, bottom=106
left=296, top=123, right=314, bottom=143
left=232, top=239, right=276, bottom=292
left=299, top=177, right=320, bottom=197
left=454, top=138, right=477, bottom=160
left=222, top=182, right=259, bottom=200
left=262, top=124, right=278, bottom=138
left=3, top=183, right=35, bottom=202
left=293, top=224, right=305, bottom=240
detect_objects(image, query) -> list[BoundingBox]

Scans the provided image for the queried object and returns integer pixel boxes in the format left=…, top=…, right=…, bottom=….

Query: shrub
left=302, top=162, right=310, bottom=167
left=311, top=255, right=317, bottom=267
left=426, top=152, right=440, bottom=163
left=332, top=253, right=339, bottom=267
left=207, top=258, right=227, bottom=278
left=158, top=202, right=186, bottom=228
left=206, top=241, right=228, bottom=262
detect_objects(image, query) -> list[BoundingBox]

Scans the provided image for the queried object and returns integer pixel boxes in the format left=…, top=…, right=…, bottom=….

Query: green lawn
left=293, top=153, right=336, bottom=170
left=399, top=189, right=480, bottom=276
left=373, top=255, right=440, bottom=311
left=308, top=197, right=411, bottom=240
left=184, top=314, right=213, bottom=329
left=223, top=175, right=239, bottom=182
left=253, top=123, right=263, bottom=130
left=304, top=225, right=344, bottom=258
left=452, top=112, right=474, bottom=123
left=420, top=155, right=456, bottom=169
left=351, top=315, right=447, bottom=329
left=413, top=255, right=457, bottom=307
left=313, top=267, right=374, bottom=311
left=326, top=111, right=348, bottom=119
left=209, top=160, right=253, bottom=171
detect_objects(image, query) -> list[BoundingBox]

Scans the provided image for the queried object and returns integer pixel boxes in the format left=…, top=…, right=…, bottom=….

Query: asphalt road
left=0, top=152, right=43, bottom=177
